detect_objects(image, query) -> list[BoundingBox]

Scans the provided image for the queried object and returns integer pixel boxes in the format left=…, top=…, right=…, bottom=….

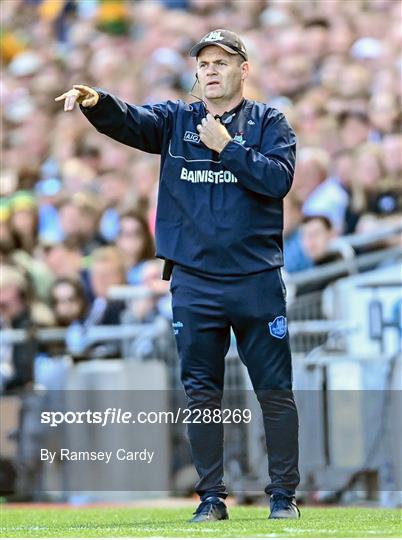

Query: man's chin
left=204, top=89, right=224, bottom=100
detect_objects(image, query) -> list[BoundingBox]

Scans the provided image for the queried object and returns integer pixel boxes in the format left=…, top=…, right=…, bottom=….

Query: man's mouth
left=206, top=81, right=220, bottom=87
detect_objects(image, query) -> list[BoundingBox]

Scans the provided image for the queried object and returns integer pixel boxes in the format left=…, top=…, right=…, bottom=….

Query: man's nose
left=206, top=65, right=218, bottom=75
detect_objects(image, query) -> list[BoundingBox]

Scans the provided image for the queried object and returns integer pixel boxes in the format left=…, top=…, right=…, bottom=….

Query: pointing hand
left=55, top=84, right=99, bottom=112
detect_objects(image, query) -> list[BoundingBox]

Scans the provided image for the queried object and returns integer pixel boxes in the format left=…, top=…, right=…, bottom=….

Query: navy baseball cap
left=189, top=29, right=248, bottom=61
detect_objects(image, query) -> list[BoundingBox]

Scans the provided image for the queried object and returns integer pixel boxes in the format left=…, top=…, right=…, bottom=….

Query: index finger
left=64, top=93, right=78, bottom=111
left=54, top=93, right=68, bottom=101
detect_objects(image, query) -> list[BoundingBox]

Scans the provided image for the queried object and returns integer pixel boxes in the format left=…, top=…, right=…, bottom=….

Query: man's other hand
left=54, top=85, right=99, bottom=112
left=197, top=113, right=232, bottom=153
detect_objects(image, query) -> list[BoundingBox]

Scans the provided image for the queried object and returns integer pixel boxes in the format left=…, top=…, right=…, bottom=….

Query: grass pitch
left=1, top=505, right=401, bottom=537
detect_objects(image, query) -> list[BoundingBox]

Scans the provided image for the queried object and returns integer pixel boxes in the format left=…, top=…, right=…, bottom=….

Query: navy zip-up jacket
left=81, top=92, right=296, bottom=275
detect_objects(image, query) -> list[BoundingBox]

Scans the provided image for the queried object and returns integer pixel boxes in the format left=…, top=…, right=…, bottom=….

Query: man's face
left=59, top=203, right=81, bottom=236
left=0, top=284, right=26, bottom=323
left=91, top=260, right=124, bottom=298
left=196, top=46, right=247, bottom=101
left=301, top=219, right=333, bottom=261
left=45, top=245, right=81, bottom=278
left=340, top=118, right=369, bottom=149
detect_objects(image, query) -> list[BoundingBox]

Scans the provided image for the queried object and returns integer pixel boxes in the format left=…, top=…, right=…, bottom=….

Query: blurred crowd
left=1, top=0, right=401, bottom=392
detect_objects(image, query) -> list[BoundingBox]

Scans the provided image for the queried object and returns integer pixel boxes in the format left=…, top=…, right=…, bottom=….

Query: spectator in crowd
left=50, top=277, right=88, bottom=328
left=291, top=147, right=348, bottom=231
left=0, top=264, right=50, bottom=500
left=0, top=214, right=54, bottom=303
left=97, top=171, right=130, bottom=243
left=300, top=216, right=338, bottom=267
left=0, top=220, right=15, bottom=267
left=115, top=209, right=155, bottom=285
left=8, top=191, right=39, bottom=255
left=122, top=259, right=171, bottom=324
left=47, top=276, right=90, bottom=360
left=283, top=194, right=309, bottom=274
left=57, top=193, right=105, bottom=255
left=54, top=247, right=127, bottom=358
left=0, top=265, right=53, bottom=392
left=369, top=93, right=401, bottom=139
left=285, top=215, right=338, bottom=274
left=292, top=147, right=329, bottom=205
left=379, top=134, right=402, bottom=230
left=129, top=157, right=161, bottom=219
left=76, top=145, right=102, bottom=176
left=349, top=143, right=387, bottom=233
left=35, top=177, right=63, bottom=244
left=382, top=133, right=402, bottom=184
left=121, top=259, right=174, bottom=361
left=0, top=265, right=36, bottom=392
left=330, top=148, right=355, bottom=234
left=338, top=111, right=371, bottom=150
left=39, top=239, right=83, bottom=280
left=298, top=147, right=349, bottom=233
left=84, top=246, right=126, bottom=323
left=294, top=101, right=330, bottom=149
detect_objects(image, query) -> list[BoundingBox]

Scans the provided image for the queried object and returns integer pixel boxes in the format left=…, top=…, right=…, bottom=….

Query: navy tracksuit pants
left=170, top=264, right=300, bottom=499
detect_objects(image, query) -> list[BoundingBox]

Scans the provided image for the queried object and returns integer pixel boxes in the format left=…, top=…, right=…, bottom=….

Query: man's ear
left=241, top=61, right=249, bottom=81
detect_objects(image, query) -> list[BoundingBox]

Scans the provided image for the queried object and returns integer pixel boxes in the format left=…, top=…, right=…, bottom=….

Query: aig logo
left=205, top=31, right=223, bottom=42
left=183, top=131, right=200, bottom=143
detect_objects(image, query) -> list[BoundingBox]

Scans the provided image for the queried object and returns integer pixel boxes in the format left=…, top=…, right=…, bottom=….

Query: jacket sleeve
left=219, top=109, right=296, bottom=199
left=80, top=90, right=174, bottom=155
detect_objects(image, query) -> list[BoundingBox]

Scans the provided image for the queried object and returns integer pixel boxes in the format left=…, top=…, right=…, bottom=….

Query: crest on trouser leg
left=268, top=316, right=287, bottom=339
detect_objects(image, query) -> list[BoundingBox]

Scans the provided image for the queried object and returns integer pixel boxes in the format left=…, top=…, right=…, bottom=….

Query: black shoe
left=268, top=494, right=300, bottom=519
left=189, top=496, right=229, bottom=523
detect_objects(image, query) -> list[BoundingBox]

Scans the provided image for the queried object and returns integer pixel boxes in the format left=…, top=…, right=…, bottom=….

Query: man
left=285, top=213, right=338, bottom=274
left=56, top=29, right=300, bottom=521
left=0, top=265, right=36, bottom=392
left=301, top=215, right=337, bottom=267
